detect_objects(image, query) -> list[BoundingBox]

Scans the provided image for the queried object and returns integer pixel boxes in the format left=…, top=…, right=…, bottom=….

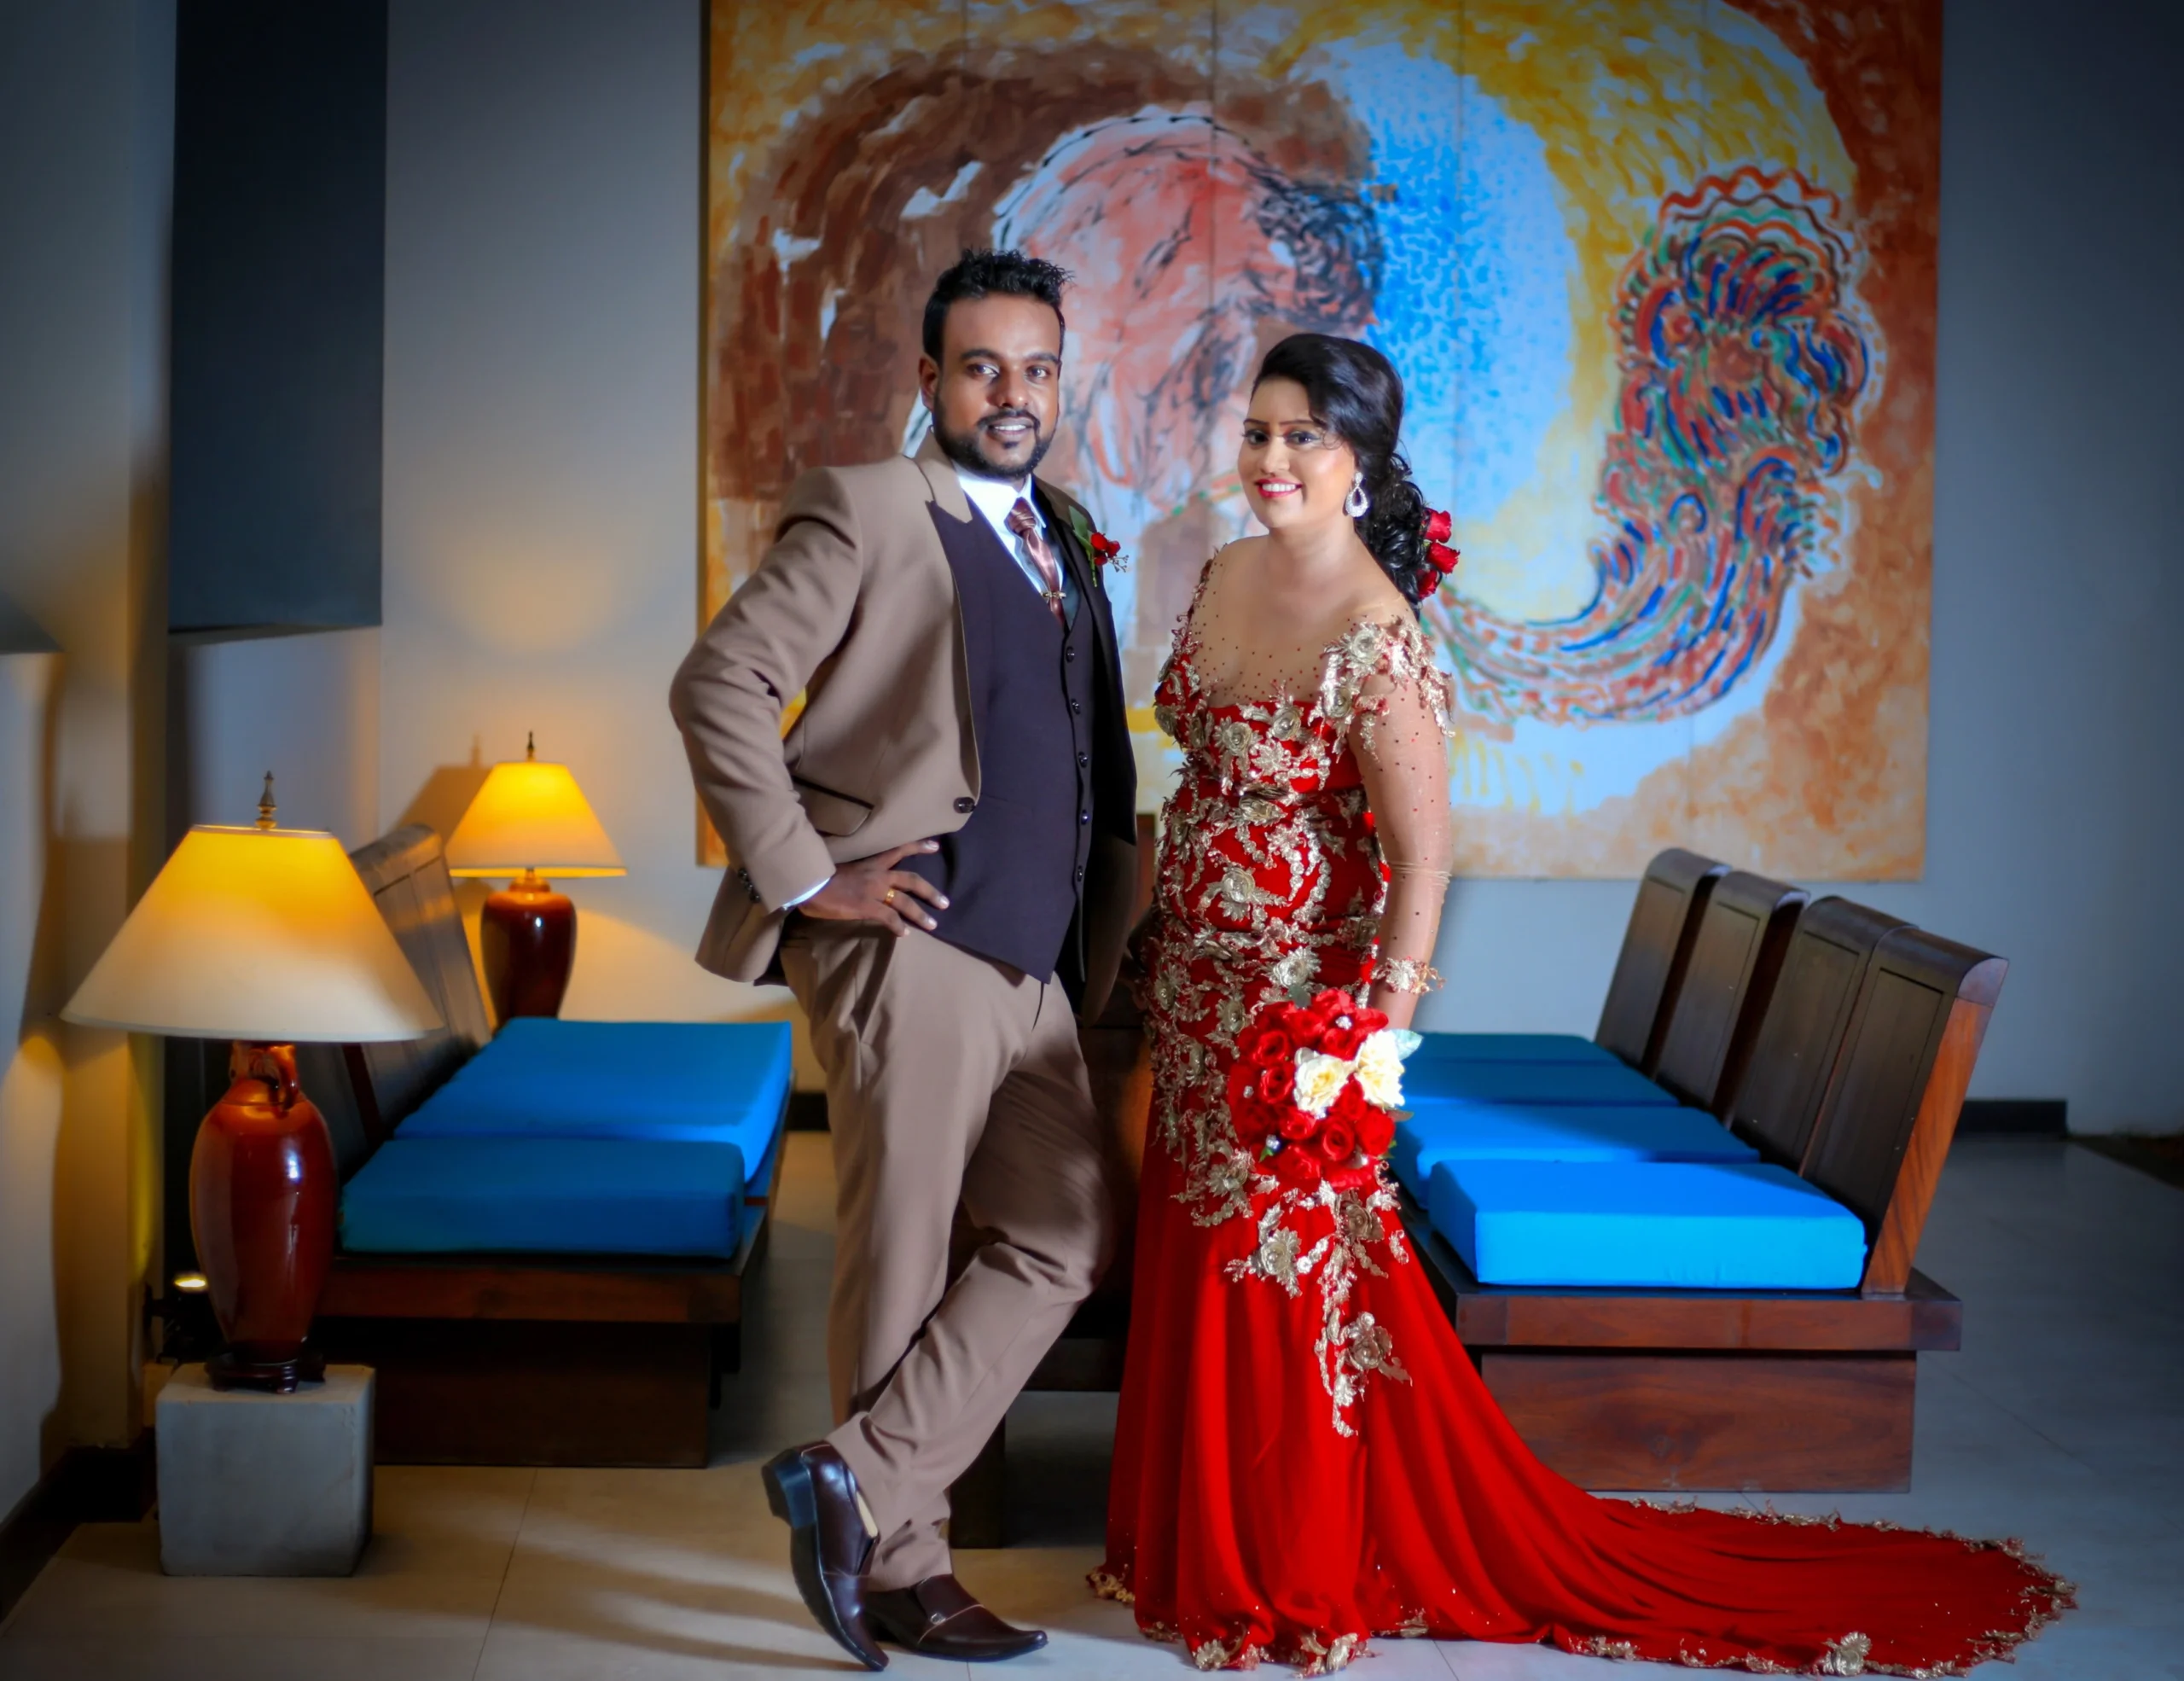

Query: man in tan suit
left=671, top=249, right=1135, bottom=1669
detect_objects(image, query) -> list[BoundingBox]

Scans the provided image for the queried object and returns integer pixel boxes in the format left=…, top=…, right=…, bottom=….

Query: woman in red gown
left=1095, top=335, right=2071, bottom=1676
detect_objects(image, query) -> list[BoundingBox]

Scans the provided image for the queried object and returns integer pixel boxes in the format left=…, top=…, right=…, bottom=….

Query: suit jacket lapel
left=1036, top=483, right=1089, bottom=586
left=1034, top=482, right=1130, bottom=703
left=1036, top=481, right=1102, bottom=632
left=914, top=431, right=973, bottom=521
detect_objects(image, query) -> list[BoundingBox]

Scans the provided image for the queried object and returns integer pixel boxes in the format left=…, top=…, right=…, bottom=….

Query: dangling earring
left=1345, top=473, right=1370, bottom=519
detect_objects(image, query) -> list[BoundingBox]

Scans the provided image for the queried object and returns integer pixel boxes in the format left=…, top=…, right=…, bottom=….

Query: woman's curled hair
left=1253, top=333, right=1435, bottom=606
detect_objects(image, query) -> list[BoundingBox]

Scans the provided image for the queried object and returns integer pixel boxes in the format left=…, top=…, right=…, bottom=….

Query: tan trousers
left=780, top=922, right=1116, bottom=1590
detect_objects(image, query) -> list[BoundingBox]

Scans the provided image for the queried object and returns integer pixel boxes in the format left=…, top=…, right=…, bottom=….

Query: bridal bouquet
left=1228, top=989, right=1412, bottom=1192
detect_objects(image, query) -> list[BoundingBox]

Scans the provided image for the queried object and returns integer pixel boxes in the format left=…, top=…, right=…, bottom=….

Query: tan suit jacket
left=670, top=434, right=1137, bottom=1019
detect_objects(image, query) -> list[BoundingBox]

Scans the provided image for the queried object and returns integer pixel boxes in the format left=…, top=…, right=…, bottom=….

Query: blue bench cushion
left=1409, top=1032, right=1621, bottom=1067
left=340, top=1137, right=746, bottom=1259
left=1426, top=1159, right=1867, bottom=1290
left=1403, top=1058, right=1680, bottom=1108
left=395, top=1018, right=793, bottom=1198
left=1388, top=1104, right=1758, bottom=1200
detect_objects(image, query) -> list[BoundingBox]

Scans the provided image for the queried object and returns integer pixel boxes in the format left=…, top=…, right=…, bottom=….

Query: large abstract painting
left=704, top=1, right=1937, bottom=877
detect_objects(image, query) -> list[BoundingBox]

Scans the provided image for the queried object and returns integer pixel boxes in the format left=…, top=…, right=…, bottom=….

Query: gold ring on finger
left=882, top=887, right=897, bottom=905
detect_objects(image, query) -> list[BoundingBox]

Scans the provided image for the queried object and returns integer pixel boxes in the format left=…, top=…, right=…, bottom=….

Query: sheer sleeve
left=1347, top=625, right=1455, bottom=1028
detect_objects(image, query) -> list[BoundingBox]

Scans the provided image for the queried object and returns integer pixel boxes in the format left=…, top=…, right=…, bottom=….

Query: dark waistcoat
left=903, top=497, right=1105, bottom=982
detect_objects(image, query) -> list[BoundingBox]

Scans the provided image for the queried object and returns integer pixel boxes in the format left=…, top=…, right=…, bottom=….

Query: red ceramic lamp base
left=191, top=1043, right=336, bottom=1393
left=480, top=873, right=576, bottom=1021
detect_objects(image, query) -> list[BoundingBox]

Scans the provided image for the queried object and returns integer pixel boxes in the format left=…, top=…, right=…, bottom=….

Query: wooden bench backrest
left=1726, top=897, right=1911, bottom=1163
left=1792, top=928, right=2007, bottom=1295
left=1649, top=870, right=1807, bottom=1112
left=1594, top=848, right=1728, bottom=1070
left=293, top=825, right=488, bottom=1172
left=302, top=825, right=491, bottom=1166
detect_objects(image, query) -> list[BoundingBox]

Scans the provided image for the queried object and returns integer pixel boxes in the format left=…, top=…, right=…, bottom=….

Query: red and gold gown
left=1094, top=576, right=2071, bottom=1676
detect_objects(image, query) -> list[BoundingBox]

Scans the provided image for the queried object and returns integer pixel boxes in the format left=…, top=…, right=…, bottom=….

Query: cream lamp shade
left=444, top=752, right=624, bottom=879
left=61, top=825, right=444, bottom=1043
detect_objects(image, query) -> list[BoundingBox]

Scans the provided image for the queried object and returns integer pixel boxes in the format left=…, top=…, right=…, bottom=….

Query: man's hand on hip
left=799, top=840, right=948, bottom=936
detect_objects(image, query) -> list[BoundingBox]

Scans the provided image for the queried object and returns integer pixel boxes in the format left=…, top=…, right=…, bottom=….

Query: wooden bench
left=1403, top=903, right=2000, bottom=1492
left=305, top=824, right=781, bottom=1468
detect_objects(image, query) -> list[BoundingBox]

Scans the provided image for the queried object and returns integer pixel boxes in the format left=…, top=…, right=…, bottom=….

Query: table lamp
left=444, top=733, right=624, bottom=1022
left=62, top=778, right=443, bottom=1392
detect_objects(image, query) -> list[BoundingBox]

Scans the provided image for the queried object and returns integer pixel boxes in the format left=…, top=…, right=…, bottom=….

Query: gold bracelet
left=1377, top=958, right=1444, bottom=996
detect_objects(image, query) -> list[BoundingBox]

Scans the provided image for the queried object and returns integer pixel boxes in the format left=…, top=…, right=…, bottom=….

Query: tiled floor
left=3, top=1131, right=2178, bottom=1679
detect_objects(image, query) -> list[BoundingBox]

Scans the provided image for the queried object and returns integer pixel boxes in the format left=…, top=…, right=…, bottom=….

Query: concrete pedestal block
left=156, top=1363, right=374, bottom=1576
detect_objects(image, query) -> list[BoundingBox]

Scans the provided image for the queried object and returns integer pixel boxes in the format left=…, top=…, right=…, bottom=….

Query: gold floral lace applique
left=1086, top=1566, right=1133, bottom=1604
left=1316, top=614, right=1454, bottom=759
left=1293, top=1632, right=1365, bottom=1675
left=1191, top=1634, right=1267, bottom=1670
left=1220, top=1175, right=1414, bottom=1434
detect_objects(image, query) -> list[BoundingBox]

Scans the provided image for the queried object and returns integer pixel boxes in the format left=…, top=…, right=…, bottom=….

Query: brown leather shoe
left=865, top=1573, right=1048, bottom=1661
left=761, top=1443, right=886, bottom=1670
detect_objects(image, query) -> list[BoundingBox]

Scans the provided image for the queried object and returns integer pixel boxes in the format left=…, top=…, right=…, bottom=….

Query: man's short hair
left=921, top=248, right=1071, bottom=363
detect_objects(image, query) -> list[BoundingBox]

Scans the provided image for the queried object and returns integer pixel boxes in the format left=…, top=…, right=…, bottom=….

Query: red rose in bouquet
left=1317, top=1120, right=1359, bottom=1163
left=1226, top=1061, right=1284, bottom=1140
left=1273, top=1147, right=1323, bottom=1189
left=1321, top=1021, right=1367, bottom=1059
left=1317, top=1002, right=1389, bottom=1060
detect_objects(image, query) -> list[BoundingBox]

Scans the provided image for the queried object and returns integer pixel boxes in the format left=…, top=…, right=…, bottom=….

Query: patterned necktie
left=1006, top=497, right=1068, bottom=626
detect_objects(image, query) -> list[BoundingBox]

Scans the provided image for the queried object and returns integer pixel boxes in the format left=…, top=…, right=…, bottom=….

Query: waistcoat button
left=954, top=796, right=975, bottom=813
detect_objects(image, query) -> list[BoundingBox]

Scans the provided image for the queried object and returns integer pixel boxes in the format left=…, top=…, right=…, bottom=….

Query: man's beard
left=931, top=407, right=1054, bottom=481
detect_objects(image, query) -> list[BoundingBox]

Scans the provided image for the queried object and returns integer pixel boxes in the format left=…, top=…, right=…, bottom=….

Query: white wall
left=373, top=0, right=2179, bottom=1127
left=172, top=629, right=381, bottom=847
left=378, top=0, right=799, bottom=1044
left=0, top=0, right=173, bottom=1519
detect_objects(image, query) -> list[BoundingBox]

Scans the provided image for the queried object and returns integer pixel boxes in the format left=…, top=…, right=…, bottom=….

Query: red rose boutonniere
left=1065, top=504, right=1129, bottom=577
